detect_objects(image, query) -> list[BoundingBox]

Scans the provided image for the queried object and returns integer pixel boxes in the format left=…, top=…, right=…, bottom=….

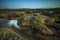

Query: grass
left=0, top=8, right=60, bottom=40
left=0, top=27, right=29, bottom=40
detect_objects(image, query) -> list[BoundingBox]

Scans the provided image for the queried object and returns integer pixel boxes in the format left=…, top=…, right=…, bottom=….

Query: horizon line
left=0, top=7, right=60, bottom=9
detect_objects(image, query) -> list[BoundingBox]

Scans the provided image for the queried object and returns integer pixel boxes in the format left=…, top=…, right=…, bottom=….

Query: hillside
left=0, top=8, right=60, bottom=40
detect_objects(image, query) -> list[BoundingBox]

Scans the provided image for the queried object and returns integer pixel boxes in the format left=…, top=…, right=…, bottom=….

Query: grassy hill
left=0, top=8, right=60, bottom=40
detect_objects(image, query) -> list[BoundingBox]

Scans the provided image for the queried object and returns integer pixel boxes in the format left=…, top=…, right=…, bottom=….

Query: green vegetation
left=0, top=8, right=60, bottom=40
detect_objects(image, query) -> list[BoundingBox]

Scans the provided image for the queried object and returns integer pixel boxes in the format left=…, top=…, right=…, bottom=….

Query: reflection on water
left=0, top=13, right=60, bottom=40
left=0, top=19, right=20, bottom=29
left=8, top=20, right=20, bottom=29
left=0, top=13, right=43, bottom=28
left=0, top=19, right=9, bottom=27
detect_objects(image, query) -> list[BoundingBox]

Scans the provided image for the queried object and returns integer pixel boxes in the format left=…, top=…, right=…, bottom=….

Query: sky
left=0, top=0, right=60, bottom=9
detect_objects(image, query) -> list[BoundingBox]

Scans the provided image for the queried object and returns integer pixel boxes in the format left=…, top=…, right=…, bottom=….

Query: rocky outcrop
left=0, top=13, right=60, bottom=40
